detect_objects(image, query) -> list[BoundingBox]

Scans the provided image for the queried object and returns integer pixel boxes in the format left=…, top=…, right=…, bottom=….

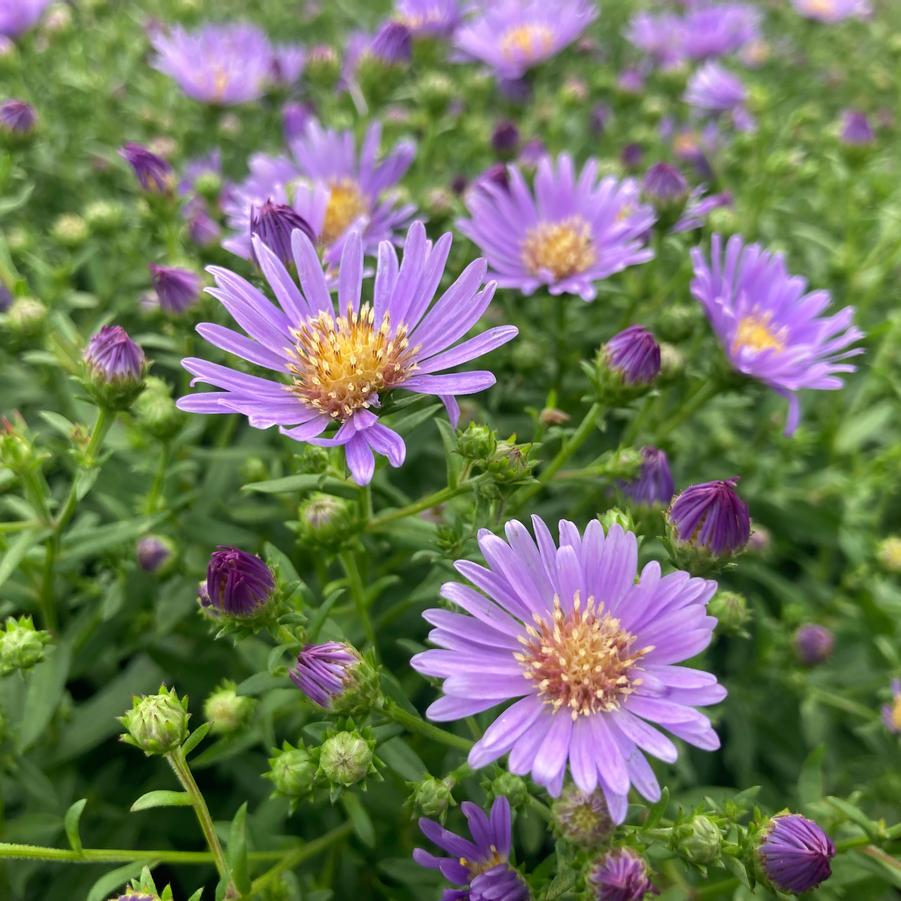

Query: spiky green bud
left=0, top=616, right=52, bottom=676
left=119, top=685, right=189, bottom=755
left=203, top=680, right=255, bottom=735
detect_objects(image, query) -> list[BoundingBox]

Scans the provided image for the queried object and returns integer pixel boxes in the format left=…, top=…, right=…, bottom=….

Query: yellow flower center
left=515, top=594, right=652, bottom=720
left=459, top=845, right=505, bottom=878
left=212, top=67, right=230, bottom=100
left=286, top=304, right=418, bottom=420
left=500, top=23, right=555, bottom=62
left=521, top=217, right=597, bottom=281
left=804, top=0, right=836, bottom=13
left=674, top=132, right=700, bottom=156
left=732, top=313, right=786, bottom=355
left=322, top=179, right=368, bottom=246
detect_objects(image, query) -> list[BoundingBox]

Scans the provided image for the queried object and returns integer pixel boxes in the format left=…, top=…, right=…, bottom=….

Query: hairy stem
left=339, top=550, right=377, bottom=656
left=384, top=699, right=474, bottom=752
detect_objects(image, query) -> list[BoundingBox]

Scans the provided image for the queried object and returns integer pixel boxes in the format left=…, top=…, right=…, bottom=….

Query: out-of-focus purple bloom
left=0, top=282, right=11, bottom=313
left=0, top=0, right=51, bottom=38
left=758, top=814, right=835, bottom=893
left=691, top=234, right=864, bottom=433
left=840, top=109, right=875, bottom=145
left=673, top=189, right=732, bottom=233
left=177, top=222, right=516, bottom=486
left=149, top=264, right=202, bottom=315
left=200, top=546, right=275, bottom=617
left=0, top=99, right=36, bottom=135
left=282, top=101, right=315, bottom=143
left=791, top=0, right=870, bottom=22
left=473, top=162, right=511, bottom=194
left=663, top=118, right=720, bottom=178
left=249, top=200, right=316, bottom=268
left=882, top=679, right=901, bottom=734
left=454, top=0, right=597, bottom=80
left=620, top=447, right=674, bottom=507
left=680, top=3, right=761, bottom=60
left=642, top=163, right=689, bottom=212
left=590, top=103, right=612, bottom=136
left=617, top=67, right=646, bottom=95
left=491, top=120, right=520, bottom=157
left=589, top=848, right=658, bottom=900
left=395, top=0, right=461, bottom=38
left=627, top=12, right=683, bottom=68
left=621, top=143, right=644, bottom=170
left=370, top=20, right=412, bottom=64
left=185, top=198, right=221, bottom=247
left=290, top=642, right=361, bottom=709
left=518, top=137, right=547, bottom=167
left=793, top=624, right=834, bottom=666
left=412, top=518, right=724, bottom=816
left=136, top=536, right=173, bottom=573
left=684, top=62, right=747, bottom=114
left=119, top=143, right=174, bottom=194
left=668, top=478, right=750, bottom=557
left=151, top=22, right=274, bottom=105
left=413, top=796, right=529, bottom=900
left=605, top=326, right=661, bottom=385
left=84, top=325, right=146, bottom=383
left=458, top=153, right=655, bottom=302
left=270, top=44, right=306, bottom=86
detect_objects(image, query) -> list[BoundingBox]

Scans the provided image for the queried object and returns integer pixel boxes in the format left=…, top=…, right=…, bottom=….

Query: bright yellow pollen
left=500, top=23, right=554, bottom=62
left=804, top=0, right=836, bottom=13
left=459, top=845, right=505, bottom=878
left=323, top=179, right=368, bottom=245
left=286, top=303, right=418, bottom=421
left=515, top=594, right=652, bottom=720
left=521, top=217, right=597, bottom=281
left=732, top=313, right=786, bottom=355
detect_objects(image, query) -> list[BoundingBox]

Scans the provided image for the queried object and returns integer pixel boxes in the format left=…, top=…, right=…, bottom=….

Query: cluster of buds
left=672, top=814, right=724, bottom=868
left=0, top=616, right=52, bottom=676
left=119, top=685, right=190, bottom=756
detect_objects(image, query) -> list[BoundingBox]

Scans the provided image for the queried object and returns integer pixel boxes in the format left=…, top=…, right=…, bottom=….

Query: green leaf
left=18, top=640, right=72, bottom=752
left=86, top=861, right=149, bottom=901
left=130, top=790, right=193, bottom=812
left=64, top=798, right=87, bottom=854
left=0, top=529, right=42, bottom=592
left=38, top=410, right=76, bottom=438
left=341, top=792, right=375, bottom=848
left=227, top=802, right=251, bottom=893
left=236, top=671, right=285, bottom=696
left=181, top=721, right=213, bottom=758
left=243, top=473, right=356, bottom=497
left=306, top=591, right=342, bottom=642
left=644, top=786, right=670, bottom=828
left=384, top=402, right=441, bottom=435
left=826, top=796, right=881, bottom=837
left=798, top=745, right=825, bottom=808
left=61, top=515, right=166, bottom=564
left=379, top=737, right=427, bottom=781
left=434, top=418, right=463, bottom=489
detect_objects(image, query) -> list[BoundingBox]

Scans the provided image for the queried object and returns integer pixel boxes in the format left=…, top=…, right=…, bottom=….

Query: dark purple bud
left=491, top=120, right=520, bottom=157
left=200, top=546, right=275, bottom=617
left=290, top=642, right=361, bottom=709
left=758, top=814, right=835, bottom=894
left=605, top=325, right=661, bottom=385
left=370, top=21, right=412, bottom=64
left=668, top=478, right=751, bottom=557
left=282, top=100, right=314, bottom=143
left=250, top=199, right=316, bottom=268
left=119, top=142, right=174, bottom=194
left=793, top=624, right=834, bottom=666
left=621, top=142, right=644, bottom=170
left=590, top=102, right=612, bottom=136
left=148, top=263, right=202, bottom=314
left=84, top=325, right=146, bottom=383
left=642, top=163, right=689, bottom=208
left=620, top=446, right=674, bottom=506
left=589, top=848, right=658, bottom=900
left=475, top=163, right=510, bottom=194
left=0, top=99, right=36, bottom=136
left=0, top=281, right=11, bottom=313
left=450, top=173, right=469, bottom=195
left=840, top=109, right=874, bottom=146
left=136, top=535, right=174, bottom=573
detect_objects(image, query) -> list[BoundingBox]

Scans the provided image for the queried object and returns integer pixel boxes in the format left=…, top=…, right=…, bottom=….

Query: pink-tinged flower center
left=732, top=313, right=786, bottom=354
left=515, top=594, right=652, bottom=719
left=460, top=845, right=505, bottom=878
left=323, top=179, right=368, bottom=245
left=521, top=217, right=597, bottom=281
left=500, top=23, right=554, bottom=62
left=287, top=304, right=418, bottom=420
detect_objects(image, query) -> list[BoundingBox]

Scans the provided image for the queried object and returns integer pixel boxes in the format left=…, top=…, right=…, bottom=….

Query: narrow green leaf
left=86, top=861, right=149, bottom=901
left=306, top=591, right=341, bottom=642
left=798, top=745, right=825, bottom=808
left=341, top=792, right=375, bottom=848
left=434, top=418, right=462, bottom=488
left=64, top=798, right=87, bottom=854
left=227, top=802, right=251, bottom=893
left=130, top=790, right=193, bottom=812
left=0, top=529, right=40, bottom=592
left=235, top=671, right=285, bottom=697
left=243, top=473, right=356, bottom=497
left=181, top=721, right=212, bottom=758
left=38, top=410, right=76, bottom=438
left=379, top=737, right=427, bottom=781
left=18, top=640, right=72, bottom=752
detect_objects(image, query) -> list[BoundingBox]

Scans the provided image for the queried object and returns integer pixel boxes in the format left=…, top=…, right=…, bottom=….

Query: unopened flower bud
left=203, top=680, right=255, bottom=734
left=250, top=200, right=316, bottom=269
left=51, top=213, right=89, bottom=248
left=793, top=624, right=834, bottom=666
left=491, top=120, right=520, bottom=159
left=136, top=534, right=176, bottom=574
left=0, top=99, right=37, bottom=142
left=603, top=325, right=661, bottom=387
left=119, top=142, right=174, bottom=194
left=676, top=815, right=722, bottom=865
left=148, top=264, right=202, bottom=315
left=877, top=536, right=901, bottom=573
left=290, top=642, right=379, bottom=713
left=305, top=45, right=341, bottom=89
left=199, top=546, right=275, bottom=619
left=757, top=813, right=835, bottom=894
left=589, top=848, right=657, bottom=900
left=0, top=616, right=51, bottom=676
left=708, top=591, right=751, bottom=636
left=458, top=422, right=497, bottom=461
left=83, top=325, right=147, bottom=409
left=552, top=786, right=614, bottom=848
left=297, top=494, right=356, bottom=550
left=267, top=742, right=317, bottom=799
left=642, top=162, right=689, bottom=228
left=408, top=776, right=455, bottom=821
left=119, top=685, right=190, bottom=755
left=84, top=199, right=126, bottom=233
left=484, top=772, right=530, bottom=810
left=318, top=731, right=375, bottom=788
left=5, top=296, right=47, bottom=339
left=619, top=447, right=674, bottom=507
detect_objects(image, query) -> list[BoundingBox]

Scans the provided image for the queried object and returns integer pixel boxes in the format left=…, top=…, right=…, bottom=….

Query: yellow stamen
left=732, top=313, right=786, bottom=355
left=891, top=696, right=901, bottom=732
left=499, top=23, right=555, bottom=62
left=323, top=179, right=368, bottom=245
left=521, top=217, right=596, bottom=281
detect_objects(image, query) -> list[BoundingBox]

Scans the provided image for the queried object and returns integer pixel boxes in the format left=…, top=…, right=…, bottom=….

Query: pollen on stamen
left=521, top=216, right=597, bottom=280
left=732, top=312, right=787, bottom=355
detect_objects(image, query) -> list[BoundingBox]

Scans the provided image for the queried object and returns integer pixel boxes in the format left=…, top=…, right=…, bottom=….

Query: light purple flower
left=883, top=679, right=901, bottom=734
left=840, top=109, right=875, bottom=146
left=0, top=99, right=36, bottom=135
left=369, top=20, right=412, bottom=64
left=282, top=101, right=315, bottom=143
left=758, top=814, right=835, bottom=894
left=589, top=848, right=658, bottom=900
left=454, top=0, right=597, bottom=80
left=680, top=3, right=761, bottom=60
left=0, top=0, right=51, bottom=38
left=457, top=154, right=655, bottom=302
left=270, top=44, right=306, bottom=86
left=626, top=12, right=684, bottom=68
left=690, top=233, right=864, bottom=434
left=414, top=796, right=529, bottom=901
left=149, top=264, right=202, bottom=315
left=178, top=150, right=222, bottom=198
left=411, top=518, right=724, bottom=820
left=791, top=0, right=870, bottom=22
left=223, top=120, right=416, bottom=267
left=684, top=62, right=747, bottom=114
left=395, top=0, right=462, bottom=38
left=793, top=624, right=834, bottom=666
left=177, top=222, right=516, bottom=486
left=151, top=22, right=274, bottom=105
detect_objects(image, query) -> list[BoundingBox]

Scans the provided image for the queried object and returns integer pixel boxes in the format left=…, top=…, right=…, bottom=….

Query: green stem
left=692, top=877, right=738, bottom=898
left=0, top=843, right=284, bottom=865
left=367, top=477, right=485, bottom=530
left=384, top=700, right=473, bottom=752
left=144, top=442, right=171, bottom=514
left=654, top=380, right=720, bottom=442
left=249, top=823, right=353, bottom=894
left=339, top=550, right=377, bottom=655
left=511, top=402, right=604, bottom=510
left=166, top=747, right=229, bottom=883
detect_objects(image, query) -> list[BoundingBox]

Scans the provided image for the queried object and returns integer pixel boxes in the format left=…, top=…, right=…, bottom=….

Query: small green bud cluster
left=407, top=776, right=456, bottom=822
left=0, top=616, right=52, bottom=676
left=203, top=680, right=256, bottom=735
left=119, top=685, right=190, bottom=755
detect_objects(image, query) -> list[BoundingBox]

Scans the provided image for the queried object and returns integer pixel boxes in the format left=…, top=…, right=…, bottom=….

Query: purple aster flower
left=627, top=12, right=684, bottom=68
left=223, top=120, right=416, bottom=266
left=84, top=325, right=146, bottom=383
left=412, top=518, right=724, bottom=818
left=395, top=0, right=462, bottom=39
left=290, top=642, right=361, bottom=709
left=791, top=0, right=870, bottom=21
left=680, top=3, right=761, bottom=61
left=151, top=22, right=274, bottom=105
left=200, top=546, right=275, bottom=617
left=589, top=848, right=658, bottom=900
left=119, top=143, right=174, bottom=195
left=642, top=163, right=689, bottom=207
left=668, top=478, right=750, bottom=557
left=178, top=150, right=222, bottom=198
left=454, top=0, right=597, bottom=80
left=370, top=20, right=412, bottom=64
left=282, top=101, right=315, bottom=143
left=840, top=109, right=875, bottom=146
left=758, top=814, right=835, bottom=894
left=185, top=199, right=221, bottom=247
left=136, top=535, right=173, bottom=573
left=177, top=222, right=516, bottom=486
left=690, top=233, right=864, bottom=433
left=270, top=44, right=306, bottom=86
left=605, top=326, right=661, bottom=385
left=149, top=264, right=202, bottom=314
left=249, top=200, right=317, bottom=268
left=882, top=679, right=901, bottom=734
left=684, top=62, right=747, bottom=115
left=793, top=624, right=834, bottom=666
left=620, top=447, right=674, bottom=507
left=0, top=99, right=36, bottom=135
left=458, top=154, right=655, bottom=302
left=414, top=796, right=529, bottom=901
left=0, top=0, right=51, bottom=38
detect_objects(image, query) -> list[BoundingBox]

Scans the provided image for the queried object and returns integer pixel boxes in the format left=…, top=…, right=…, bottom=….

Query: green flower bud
left=203, top=680, right=255, bottom=735
left=484, top=772, right=530, bottom=810
left=598, top=508, right=637, bottom=535
left=485, top=438, right=536, bottom=484
left=119, top=685, right=190, bottom=755
left=318, top=731, right=375, bottom=788
left=51, top=213, right=89, bottom=248
left=0, top=616, right=52, bottom=676
left=240, top=456, right=269, bottom=484
left=297, top=493, right=356, bottom=550
left=407, top=776, right=456, bottom=821
left=267, top=742, right=318, bottom=799
left=84, top=199, right=126, bottom=233
left=676, top=815, right=722, bottom=865
left=0, top=414, right=44, bottom=475
left=658, top=342, right=685, bottom=380
left=5, top=297, right=47, bottom=340
left=305, top=46, right=341, bottom=90
left=708, top=591, right=751, bottom=637
left=294, top=445, right=330, bottom=474
left=417, top=73, right=454, bottom=114
left=457, top=422, right=497, bottom=461
left=133, top=377, right=181, bottom=440
left=193, top=171, right=223, bottom=203
left=877, top=536, right=901, bottom=573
